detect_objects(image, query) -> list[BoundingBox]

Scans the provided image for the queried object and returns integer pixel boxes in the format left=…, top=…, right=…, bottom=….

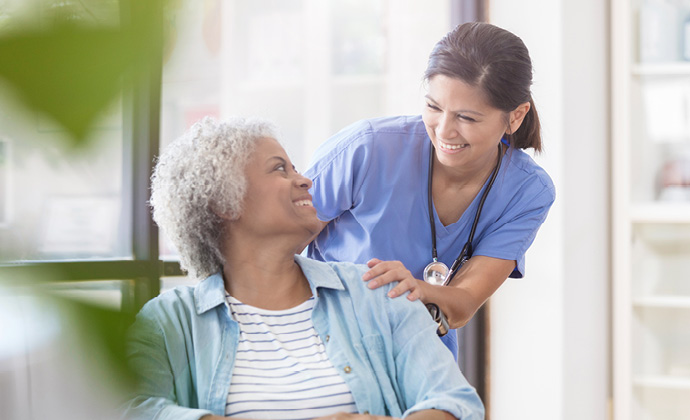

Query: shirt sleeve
left=473, top=178, right=556, bottom=278
left=120, top=308, right=213, bottom=420
left=305, top=119, right=376, bottom=222
left=385, top=294, right=486, bottom=419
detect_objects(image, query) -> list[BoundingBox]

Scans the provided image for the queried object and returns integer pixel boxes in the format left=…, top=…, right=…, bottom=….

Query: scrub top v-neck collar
left=422, top=140, right=501, bottom=240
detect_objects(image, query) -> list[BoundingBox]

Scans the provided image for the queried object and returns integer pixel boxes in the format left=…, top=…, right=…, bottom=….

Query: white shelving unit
left=629, top=202, right=690, bottom=223
left=612, top=1, right=690, bottom=419
left=631, top=62, right=690, bottom=75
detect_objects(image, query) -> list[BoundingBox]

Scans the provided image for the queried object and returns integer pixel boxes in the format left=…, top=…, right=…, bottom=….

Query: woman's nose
left=437, top=112, right=457, bottom=139
left=294, top=173, right=313, bottom=189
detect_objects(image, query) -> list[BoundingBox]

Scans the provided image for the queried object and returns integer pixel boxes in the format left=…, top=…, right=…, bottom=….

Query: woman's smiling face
left=234, top=137, right=321, bottom=240
left=422, top=74, right=510, bottom=171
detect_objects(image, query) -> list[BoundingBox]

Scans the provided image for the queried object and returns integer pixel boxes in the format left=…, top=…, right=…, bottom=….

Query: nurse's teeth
left=439, top=141, right=467, bottom=150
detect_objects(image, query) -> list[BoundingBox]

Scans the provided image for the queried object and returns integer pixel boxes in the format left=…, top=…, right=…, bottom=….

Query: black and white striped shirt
left=225, top=295, right=358, bottom=419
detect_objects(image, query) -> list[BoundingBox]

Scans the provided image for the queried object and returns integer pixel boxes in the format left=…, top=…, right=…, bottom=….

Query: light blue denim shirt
left=121, top=255, right=484, bottom=420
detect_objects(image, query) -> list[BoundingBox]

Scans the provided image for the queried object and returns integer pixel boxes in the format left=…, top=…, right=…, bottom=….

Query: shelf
left=633, top=375, right=690, bottom=390
left=630, top=202, right=690, bottom=223
left=632, top=62, right=690, bottom=76
left=633, top=296, right=690, bottom=309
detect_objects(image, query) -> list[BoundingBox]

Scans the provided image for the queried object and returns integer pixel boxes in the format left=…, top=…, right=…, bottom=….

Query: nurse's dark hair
left=424, top=22, right=542, bottom=152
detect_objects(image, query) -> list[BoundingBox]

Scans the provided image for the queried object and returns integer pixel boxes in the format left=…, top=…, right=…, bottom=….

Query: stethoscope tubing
left=427, top=142, right=504, bottom=286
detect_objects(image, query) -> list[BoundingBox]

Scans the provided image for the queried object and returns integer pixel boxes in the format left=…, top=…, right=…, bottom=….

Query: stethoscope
left=423, top=142, right=504, bottom=287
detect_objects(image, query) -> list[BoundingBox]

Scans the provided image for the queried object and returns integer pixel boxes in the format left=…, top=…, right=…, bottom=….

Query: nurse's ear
left=506, top=101, right=531, bottom=134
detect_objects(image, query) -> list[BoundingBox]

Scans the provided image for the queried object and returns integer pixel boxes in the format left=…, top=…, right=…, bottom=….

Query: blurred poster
left=40, top=196, right=119, bottom=257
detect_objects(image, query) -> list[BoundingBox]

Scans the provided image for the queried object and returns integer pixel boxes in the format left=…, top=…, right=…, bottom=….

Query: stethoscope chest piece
left=423, top=260, right=449, bottom=286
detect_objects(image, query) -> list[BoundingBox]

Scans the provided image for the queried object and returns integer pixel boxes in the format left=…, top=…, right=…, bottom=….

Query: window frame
left=0, top=1, right=181, bottom=313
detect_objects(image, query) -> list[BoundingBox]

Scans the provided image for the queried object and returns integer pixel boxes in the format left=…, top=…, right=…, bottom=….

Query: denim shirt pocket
left=360, top=334, right=404, bottom=417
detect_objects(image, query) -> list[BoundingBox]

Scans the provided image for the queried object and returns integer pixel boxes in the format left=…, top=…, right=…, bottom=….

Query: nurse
left=305, top=22, right=555, bottom=356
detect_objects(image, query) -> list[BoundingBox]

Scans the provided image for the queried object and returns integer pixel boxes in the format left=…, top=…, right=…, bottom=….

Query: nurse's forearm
left=422, top=255, right=513, bottom=329
left=423, top=284, right=480, bottom=329
left=406, top=409, right=456, bottom=420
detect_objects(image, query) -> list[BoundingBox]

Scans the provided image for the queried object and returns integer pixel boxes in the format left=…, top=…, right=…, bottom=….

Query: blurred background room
left=1, top=0, right=689, bottom=419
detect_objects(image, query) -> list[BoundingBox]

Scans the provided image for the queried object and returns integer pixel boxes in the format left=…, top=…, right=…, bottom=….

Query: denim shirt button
left=343, top=365, right=352, bottom=374
left=363, top=411, right=370, bottom=415
left=325, top=335, right=330, bottom=342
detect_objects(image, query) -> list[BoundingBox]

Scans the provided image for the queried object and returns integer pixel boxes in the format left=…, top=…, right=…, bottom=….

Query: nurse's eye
left=275, top=164, right=287, bottom=173
left=457, top=114, right=477, bottom=122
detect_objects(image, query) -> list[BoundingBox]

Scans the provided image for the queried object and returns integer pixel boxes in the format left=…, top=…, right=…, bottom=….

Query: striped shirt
left=225, top=295, right=358, bottom=419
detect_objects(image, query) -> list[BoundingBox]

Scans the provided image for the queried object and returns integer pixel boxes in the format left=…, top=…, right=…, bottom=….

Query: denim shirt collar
left=193, top=254, right=345, bottom=315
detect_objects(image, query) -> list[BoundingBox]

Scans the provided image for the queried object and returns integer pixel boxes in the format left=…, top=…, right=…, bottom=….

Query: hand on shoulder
left=362, top=258, right=429, bottom=302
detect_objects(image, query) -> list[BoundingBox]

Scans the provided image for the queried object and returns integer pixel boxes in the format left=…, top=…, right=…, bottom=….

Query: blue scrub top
left=305, top=115, right=555, bottom=357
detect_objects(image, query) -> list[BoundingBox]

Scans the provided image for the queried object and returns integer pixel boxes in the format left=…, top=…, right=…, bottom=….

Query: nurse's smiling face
left=422, top=75, right=525, bottom=172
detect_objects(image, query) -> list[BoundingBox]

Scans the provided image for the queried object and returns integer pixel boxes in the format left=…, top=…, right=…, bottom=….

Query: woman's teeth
left=439, top=141, right=468, bottom=150
left=294, top=200, right=313, bottom=207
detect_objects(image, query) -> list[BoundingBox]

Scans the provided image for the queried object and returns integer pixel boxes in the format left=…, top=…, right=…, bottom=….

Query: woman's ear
left=211, top=202, right=239, bottom=222
left=506, top=101, right=531, bottom=134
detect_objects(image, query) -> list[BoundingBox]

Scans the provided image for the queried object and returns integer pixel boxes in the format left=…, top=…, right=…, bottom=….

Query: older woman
left=121, top=117, right=483, bottom=420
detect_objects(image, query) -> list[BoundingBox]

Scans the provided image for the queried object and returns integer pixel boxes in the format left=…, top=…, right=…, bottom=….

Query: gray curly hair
left=150, top=116, right=279, bottom=280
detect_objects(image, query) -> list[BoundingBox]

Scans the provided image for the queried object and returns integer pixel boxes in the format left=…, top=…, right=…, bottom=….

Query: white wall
left=488, top=1, right=610, bottom=419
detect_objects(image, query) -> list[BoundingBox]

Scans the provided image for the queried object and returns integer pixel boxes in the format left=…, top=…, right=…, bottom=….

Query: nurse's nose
left=437, top=112, right=458, bottom=139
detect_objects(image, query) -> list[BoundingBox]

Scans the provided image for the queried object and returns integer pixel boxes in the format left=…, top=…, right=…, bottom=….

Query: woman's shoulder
left=336, top=114, right=426, bottom=139
left=367, top=114, right=427, bottom=135
left=136, top=283, right=201, bottom=323
left=321, top=260, right=418, bottom=311
left=297, top=256, right=389, bottom=300
left=506, top=148, right=555, bottom=194
left=309, top=116, right=426, bottom=163
left=322, top=261, right=432, bottom=327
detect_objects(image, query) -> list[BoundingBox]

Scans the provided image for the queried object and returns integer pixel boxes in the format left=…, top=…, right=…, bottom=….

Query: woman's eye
left=275, top=164, right=286, bottom=172
left=426, top=103, right=440, bottom=111
left=458, top=114, right=477, bottom=122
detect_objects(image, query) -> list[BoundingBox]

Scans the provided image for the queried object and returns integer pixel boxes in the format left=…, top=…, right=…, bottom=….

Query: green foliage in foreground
left=0, top=0, right=165, bottom=146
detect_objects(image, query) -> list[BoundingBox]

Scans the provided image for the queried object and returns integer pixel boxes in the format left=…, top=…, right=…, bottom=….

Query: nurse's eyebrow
left=424, top=94, right=484, bottom=116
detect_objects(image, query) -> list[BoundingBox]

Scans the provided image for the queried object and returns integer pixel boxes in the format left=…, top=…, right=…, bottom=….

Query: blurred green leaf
left=56, top=293, right=138, bottom=389
left=0, top=0, right=164, bottom=146
left=0, top=267, right=139, bottom=391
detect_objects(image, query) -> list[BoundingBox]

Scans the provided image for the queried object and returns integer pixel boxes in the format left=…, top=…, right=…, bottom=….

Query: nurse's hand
left=362, top=258, right=429, bottom=302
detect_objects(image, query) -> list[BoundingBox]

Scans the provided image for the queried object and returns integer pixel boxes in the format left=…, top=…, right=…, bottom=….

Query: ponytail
left=509, top=98, right=542, bottom=152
